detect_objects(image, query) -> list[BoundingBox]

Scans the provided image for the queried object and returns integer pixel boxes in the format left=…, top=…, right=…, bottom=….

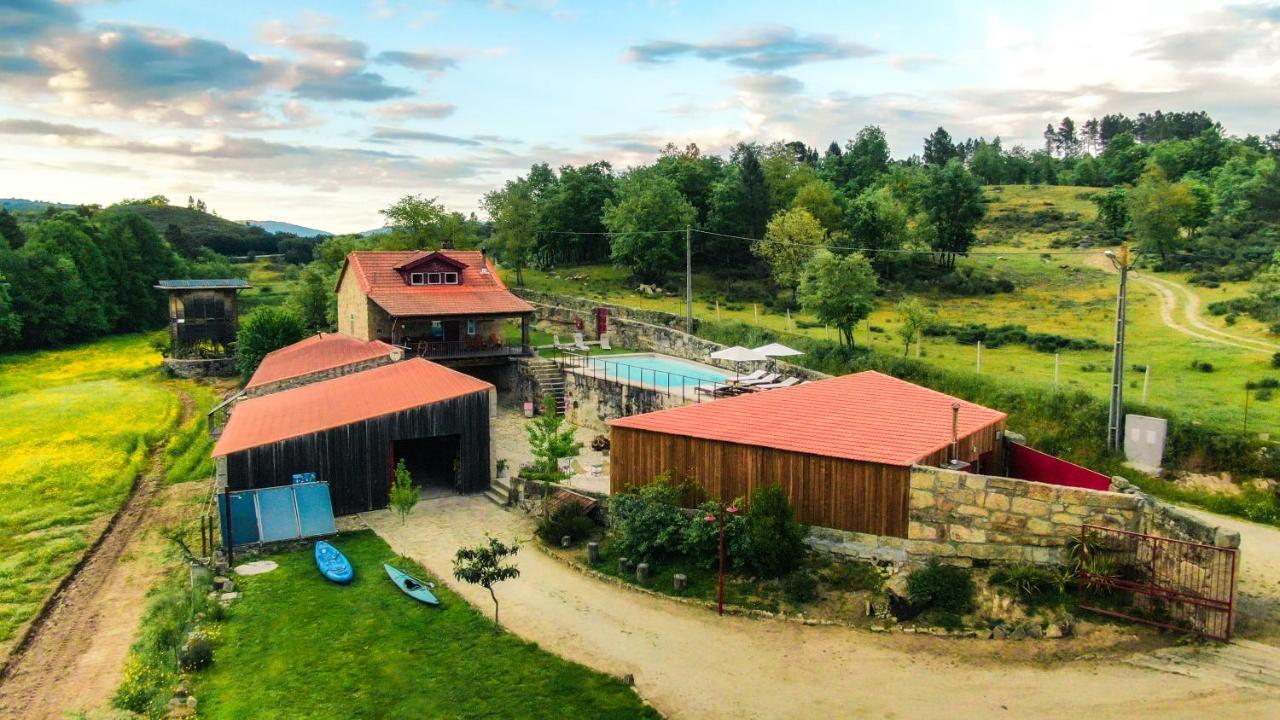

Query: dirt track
left=366, top=496, right=1280, bottom=720
left=0, top=393, right=194, bottom=720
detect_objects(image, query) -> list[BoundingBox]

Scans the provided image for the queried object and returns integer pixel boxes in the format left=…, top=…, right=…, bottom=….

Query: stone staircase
left=485, top=474, right=514, bottom=507
left=527, top=357, right=567, bottom=415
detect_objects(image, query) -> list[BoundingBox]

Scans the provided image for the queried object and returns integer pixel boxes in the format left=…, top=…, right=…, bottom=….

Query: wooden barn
left=213, top=358, right=494, bottom=515
left=155, top=278, right=250, bottom=356
left=608, top=371, right=1007, bottom=538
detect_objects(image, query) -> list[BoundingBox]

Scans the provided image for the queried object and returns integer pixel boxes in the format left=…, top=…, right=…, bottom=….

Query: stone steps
left=484, top=475, right=514, bottom=507
left=525, top=358, right=567, bottom=415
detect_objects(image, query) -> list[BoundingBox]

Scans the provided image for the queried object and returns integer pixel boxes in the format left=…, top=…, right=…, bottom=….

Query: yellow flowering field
left=0, top=334, right=180, bottom=649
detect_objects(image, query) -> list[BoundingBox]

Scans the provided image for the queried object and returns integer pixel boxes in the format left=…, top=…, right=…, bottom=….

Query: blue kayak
left=315, top=541, right=353, bottom=584
left=384, top=563, right=440, bottom=605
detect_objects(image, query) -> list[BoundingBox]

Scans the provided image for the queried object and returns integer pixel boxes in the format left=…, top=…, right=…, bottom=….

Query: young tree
left=755, top=207, right=827, bottom=302
left=290, top=266, right=332, bottom=331
left=235, top=306, right=306, bottom=377
left=796, top=250, right=878, bottom=349
left=453, top=535, right=521, bottom=628
left=921, top=160, right=985, bottom=269
left=389, top=458, right=419, bottom=525
left=1091, top=187, right=1129, bottom=241
left=602, top=170, right=695, bottom=284
left=525, top=395, right=582, bottom=480
left=1128, top=166, right=1196, bottom=263
left=895, top=296, right=935, bottom=356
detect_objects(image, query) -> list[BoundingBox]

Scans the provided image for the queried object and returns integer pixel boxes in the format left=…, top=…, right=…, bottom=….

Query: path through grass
left=0, top=334, right=181, bottom=649
left=195, top=531, right=658, bottom=719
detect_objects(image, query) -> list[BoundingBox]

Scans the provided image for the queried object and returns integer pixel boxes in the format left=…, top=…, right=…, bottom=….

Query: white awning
left=709, top=345, right=767, bottom=362
left=753, top=342, right=804, bottom=358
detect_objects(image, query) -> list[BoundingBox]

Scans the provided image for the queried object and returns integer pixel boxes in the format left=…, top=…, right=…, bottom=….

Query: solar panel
left=217, top=482, right=337, bottom=547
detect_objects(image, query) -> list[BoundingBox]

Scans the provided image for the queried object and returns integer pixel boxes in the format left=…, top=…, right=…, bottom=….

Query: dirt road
left=366, top=496, right=1280, bottom=720
left=1086, top=255, right=1278, bottom=354
left=0, top=393, right=194, bottom=720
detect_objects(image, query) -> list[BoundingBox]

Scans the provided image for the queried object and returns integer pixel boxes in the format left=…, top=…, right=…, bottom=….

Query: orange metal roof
left=608, top=370, right=1007, bottom=467
left=214, top=358, right=492, bottom=457
left=245, top=333, right=399, bottom=390
left=341, top=250, right=535, bottom=317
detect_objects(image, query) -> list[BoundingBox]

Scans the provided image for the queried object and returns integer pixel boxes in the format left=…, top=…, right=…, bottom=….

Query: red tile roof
left=608, top=371, right=1007, bottom=467
left=341, top=250, right=534, bottom=317
left=214, top=358, right=492, bottom=457
left=245, top=333, right=400, bottom=391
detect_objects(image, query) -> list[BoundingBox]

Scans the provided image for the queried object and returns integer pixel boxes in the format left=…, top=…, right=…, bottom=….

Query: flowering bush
left=608, top=477, right=688, bottom=562
left=681, top=500, right=745, bottom=568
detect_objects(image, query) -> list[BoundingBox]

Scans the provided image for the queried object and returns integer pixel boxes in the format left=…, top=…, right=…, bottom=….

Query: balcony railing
left=404, top=339, right=531, bottom=359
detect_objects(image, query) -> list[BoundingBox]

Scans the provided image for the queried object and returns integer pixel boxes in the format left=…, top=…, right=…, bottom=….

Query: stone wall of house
left=243, top=353, right=401, bottom=397
left=906, top=466, right=1239, bottom=566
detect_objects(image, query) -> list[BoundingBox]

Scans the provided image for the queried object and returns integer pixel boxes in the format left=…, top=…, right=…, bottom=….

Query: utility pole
left=685, top=226, right=692, bottom=333
left=1105, top=247, right=1131, bottom=453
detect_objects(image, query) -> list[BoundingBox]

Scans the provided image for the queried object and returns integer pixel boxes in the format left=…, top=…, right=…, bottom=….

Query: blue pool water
left=586, top=353, right=730, bottom=388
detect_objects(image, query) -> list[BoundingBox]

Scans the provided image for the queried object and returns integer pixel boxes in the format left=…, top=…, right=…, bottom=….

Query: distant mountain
left=360, top=226, right=392, bottom=237
left=245, top=220, right=331, bottom=238
left=1, top=198, right=74, bottom=213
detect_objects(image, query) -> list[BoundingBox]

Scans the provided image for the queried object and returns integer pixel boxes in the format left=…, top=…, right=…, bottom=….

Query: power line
left=692, top=228, right=1106, bottom=256
left=535, top=229, right=686, bottom=237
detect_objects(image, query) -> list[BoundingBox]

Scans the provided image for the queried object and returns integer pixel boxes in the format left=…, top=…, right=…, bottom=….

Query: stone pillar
left=636, top=563, right=650, bottom=583
left=587, top=542, right=600, bottom=563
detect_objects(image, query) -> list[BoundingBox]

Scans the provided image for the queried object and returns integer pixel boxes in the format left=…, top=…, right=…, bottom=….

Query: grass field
left=505, top=184, right=1280, bottom=435
left=195, top=531, right=658, bottom=720
left=238, top=259, right=293, bottom=311
left=0, top=334, right=183, bottom=648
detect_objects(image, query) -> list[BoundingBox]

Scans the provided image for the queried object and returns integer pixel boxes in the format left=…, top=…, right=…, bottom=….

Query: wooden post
left=715, top=300, right=721, bottom=322
left=222, top=485, right=234, bottom=567
left=753, top=304, right=759, bottom=323
left=976, top=341, right=982, bottom=374
left=1054, top=352, right=1060, bottom=388
left=786, top=308, right=792, bottom=332
left=915, top=333, right=922, bottom=359
left=1142, top=365, right=1150, bottom=403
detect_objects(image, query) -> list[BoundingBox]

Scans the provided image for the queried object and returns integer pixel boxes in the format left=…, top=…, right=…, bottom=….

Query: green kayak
left=383, top=563, right=440, bottom=605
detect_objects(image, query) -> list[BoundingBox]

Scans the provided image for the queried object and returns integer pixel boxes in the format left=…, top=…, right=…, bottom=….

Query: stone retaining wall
left=163, top=357, right=237, bottom=378
left=905, top=466, right=1239, bottom=566
left=561, top=368, right=689, bottom=432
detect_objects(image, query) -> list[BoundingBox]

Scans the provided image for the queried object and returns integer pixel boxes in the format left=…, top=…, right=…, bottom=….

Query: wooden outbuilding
left=608, top=371, right=1007, bottom=538
left=155, top=278, right=250, bottom=357
left=213, top=358, right=494, bottom=515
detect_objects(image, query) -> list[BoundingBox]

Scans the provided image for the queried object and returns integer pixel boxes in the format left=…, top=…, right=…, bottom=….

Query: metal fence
left=1077, top=524, right=1238, bottom=641
left=552, top=348, right=729, bottom=404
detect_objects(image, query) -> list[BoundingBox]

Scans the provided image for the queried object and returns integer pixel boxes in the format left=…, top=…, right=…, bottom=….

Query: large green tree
left=0, top=208, right=24, bottom=249
left=755, top=207, right=828, bottom=301
left=482, top=177, right=539, bottom=285
left=797, top=250, right=878, bottom=349
left=1128, top=166, right=1197, bottom=263
left=235, top=306, right=306, bottom=377
left=921, top=160, right=985, bottom=269
left=922, top=127, right=958, bottom=167
left=602, top=170, right=696, bottom=284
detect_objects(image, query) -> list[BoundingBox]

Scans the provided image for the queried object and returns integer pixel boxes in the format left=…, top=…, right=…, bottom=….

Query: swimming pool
left=583, top=353, right=730, bottom=389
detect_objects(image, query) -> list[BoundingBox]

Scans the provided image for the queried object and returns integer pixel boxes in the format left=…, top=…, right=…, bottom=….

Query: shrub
left=782, top=570, right=819, bottom=604
left=681, top=500, right=744, bottom=568
left=989, top=564, right=1056, bottom=602
left=736, top=484, right=808, bottom=578
left=1190, top=359, right=1215, bottom=373
left=821, top=560, right=883, bottom=592
left=389, top=458, right=419, bottom=525
left=906, top=559, right=976, bottom=614
left=536, top=502, right=596, bottom=545
left=1272, top=352, right=1280, bottom=369
left=179, top=632, right=214, bottom=671
left=608, top=478, right=689, bottom=562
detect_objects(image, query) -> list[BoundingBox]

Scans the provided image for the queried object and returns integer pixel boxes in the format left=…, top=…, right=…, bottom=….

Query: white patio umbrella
left=709, top=345, right=767, bottom=381
left=753, top=342, right=804, bottom=358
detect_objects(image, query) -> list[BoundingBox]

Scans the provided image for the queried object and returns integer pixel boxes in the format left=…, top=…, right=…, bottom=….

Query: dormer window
left=427, top=272, right=442, bottom=285
left=410, top=272, right=425, bottom=286
left=443, top=272, right=459, bottom=284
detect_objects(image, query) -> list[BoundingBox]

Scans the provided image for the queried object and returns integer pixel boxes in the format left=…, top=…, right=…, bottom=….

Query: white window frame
left=409, top=272, right=425, bottom=286
left=444, top=272, right=459, bottom=284
left=427, top=272, right=443, bottom=285
left=466, top=319, right=477, bottom=336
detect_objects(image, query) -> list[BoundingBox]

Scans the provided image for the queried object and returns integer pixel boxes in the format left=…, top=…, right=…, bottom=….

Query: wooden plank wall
left=915, top=421, right=1006, bottom=474
left=224, top=390, right=491, bottom=515
left=610, top=427, right=912, bottom=537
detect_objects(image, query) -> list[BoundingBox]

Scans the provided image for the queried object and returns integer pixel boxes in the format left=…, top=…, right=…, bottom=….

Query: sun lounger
left=747, top=376, right=801, bottom=391
left=573, top=332, right=590, bottom=351
left=735, top=372, right=779, bottom=387
left=600, top=334, right=612, bottom=350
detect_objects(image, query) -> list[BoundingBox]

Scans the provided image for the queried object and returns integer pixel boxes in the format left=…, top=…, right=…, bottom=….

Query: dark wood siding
left=223, top=390, right=490, bottom=516
left=609, top=418, right=1005, bottom=539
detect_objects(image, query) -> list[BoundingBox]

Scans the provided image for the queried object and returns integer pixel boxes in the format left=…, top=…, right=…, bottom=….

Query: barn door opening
left=393, top=435, right=461, bottom=496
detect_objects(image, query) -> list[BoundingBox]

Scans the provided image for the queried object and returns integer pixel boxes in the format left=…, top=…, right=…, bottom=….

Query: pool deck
left=560, top=352, right=730, bottom=399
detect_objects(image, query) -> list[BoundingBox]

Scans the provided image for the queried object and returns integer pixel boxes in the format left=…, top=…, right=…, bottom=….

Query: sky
left=1, top=0, right=1278, bottom=232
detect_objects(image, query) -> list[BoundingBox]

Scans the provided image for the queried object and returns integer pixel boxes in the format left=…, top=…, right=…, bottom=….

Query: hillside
left=126, top=204, right=278, bottom=255
left=0, top=198, right=73, bottom=213
left=245, top=220, right=331, bottom=238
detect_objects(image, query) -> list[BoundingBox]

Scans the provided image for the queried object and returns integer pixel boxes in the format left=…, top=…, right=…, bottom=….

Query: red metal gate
left=1077, top=524, right=1237, bottom=641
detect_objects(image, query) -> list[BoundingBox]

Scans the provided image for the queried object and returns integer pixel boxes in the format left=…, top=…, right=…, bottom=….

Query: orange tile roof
left=608, top=371, right=1007, bottom=467
left=245, top=333, right=399, bottom=390
left=342, top=250, right=534, bottom=317
left=214, top=358, right=492, bottom=456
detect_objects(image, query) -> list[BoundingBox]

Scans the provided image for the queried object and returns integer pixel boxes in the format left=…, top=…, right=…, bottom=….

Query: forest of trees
left=0, top=204, right=240, bottom=351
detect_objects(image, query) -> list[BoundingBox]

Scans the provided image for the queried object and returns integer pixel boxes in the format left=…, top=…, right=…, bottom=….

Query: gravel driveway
left=364, top=496, right=1280, bottom=720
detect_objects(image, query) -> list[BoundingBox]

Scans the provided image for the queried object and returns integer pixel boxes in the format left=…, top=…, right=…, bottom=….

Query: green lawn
left=239, top=259, right=293, bottom=311
left=195, top=532, right=658, bottom=720
left=0, top=334, right=182, bottom=648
